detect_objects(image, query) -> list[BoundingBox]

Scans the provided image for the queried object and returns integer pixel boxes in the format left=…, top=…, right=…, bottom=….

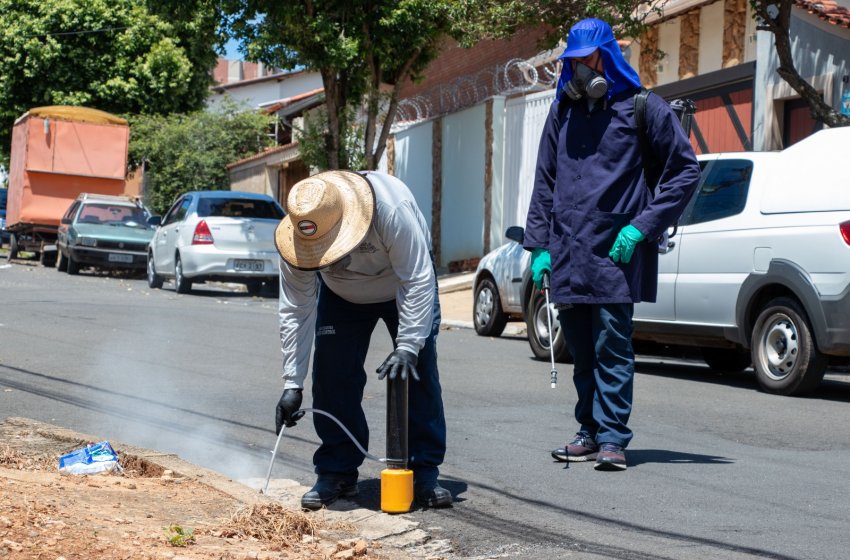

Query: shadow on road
left=627, top=449, right=734, bottom=467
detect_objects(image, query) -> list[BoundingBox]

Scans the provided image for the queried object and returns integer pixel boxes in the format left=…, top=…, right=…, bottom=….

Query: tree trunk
left=321, top=70, right=342, bottom=170
left=754, top=0, right=850, bottom=127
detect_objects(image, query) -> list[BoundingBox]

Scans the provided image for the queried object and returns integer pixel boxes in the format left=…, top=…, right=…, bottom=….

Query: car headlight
left=78, top=237, right=97, bottom=247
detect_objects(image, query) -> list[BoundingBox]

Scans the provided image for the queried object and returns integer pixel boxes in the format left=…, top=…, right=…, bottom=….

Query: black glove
left=376, top=349, right=420, bottom=382
left=275, top=389, right=305, bottom=434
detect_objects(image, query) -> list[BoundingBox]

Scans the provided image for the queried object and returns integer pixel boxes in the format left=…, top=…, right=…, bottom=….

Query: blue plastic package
left=58, top=441, right=122, bottom=475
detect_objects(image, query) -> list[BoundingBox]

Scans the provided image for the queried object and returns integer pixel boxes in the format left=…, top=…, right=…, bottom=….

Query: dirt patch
left=0, top=419, right=394, bottom=560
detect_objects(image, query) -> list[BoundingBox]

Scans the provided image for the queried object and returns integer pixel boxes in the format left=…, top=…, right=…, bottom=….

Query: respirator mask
left=562, top=62, right=608, bottom=100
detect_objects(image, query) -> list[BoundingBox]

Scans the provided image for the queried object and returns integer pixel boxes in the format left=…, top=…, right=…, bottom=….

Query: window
left=164, top=197, right=192, bottom=226
left=196, top=197, right=284, bottom=220
left=680, top=159, right=752, bottom=225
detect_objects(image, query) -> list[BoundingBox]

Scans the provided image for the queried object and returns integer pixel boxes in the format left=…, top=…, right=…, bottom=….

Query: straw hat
left=275, top=170, right=375, bottom=271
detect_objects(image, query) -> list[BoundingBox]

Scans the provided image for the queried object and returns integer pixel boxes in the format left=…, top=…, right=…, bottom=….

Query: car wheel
left=473, top=278, right=508, bottom=336
left=174, top=255, right=191, bottom=294
left=7, top=234, right=17, bottom=261
left=66, top=253, right=80, bottom=275
left=147, top=253, right=163, bottom=289
left=701, top=347, right=751, bottom=372
left=56, top=250, right=68, bottom=272
left=751, top=296, right=827, bottom=396
left=526, top=288, right=571, bottom=363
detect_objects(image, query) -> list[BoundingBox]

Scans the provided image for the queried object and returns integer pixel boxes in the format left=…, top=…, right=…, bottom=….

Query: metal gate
left=500, top=89, right=555, bottom=241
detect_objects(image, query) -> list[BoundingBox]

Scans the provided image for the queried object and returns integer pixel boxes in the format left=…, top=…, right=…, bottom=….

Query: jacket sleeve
left=524, top=101, right=561, bottom=251
left=376, top=200, right=435, bottom=356
left=278, top=259, right=319, bottom=390
left=630, top=94, right=701, bottom=240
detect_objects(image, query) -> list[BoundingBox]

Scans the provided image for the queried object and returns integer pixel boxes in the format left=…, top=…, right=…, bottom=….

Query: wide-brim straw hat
left=275, top=170, right=375, bottom=271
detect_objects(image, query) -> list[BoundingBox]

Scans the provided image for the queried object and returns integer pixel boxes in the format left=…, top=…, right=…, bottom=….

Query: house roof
left=210, top=68, right=312, bottom=92
left=260, top=88, right=325, bottom=114
left=794, top=0, right=850, bottom=27
left=226, top=142, right=300, bottom=170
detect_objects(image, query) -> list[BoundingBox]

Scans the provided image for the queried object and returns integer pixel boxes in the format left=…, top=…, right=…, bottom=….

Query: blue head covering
left=555, top=18, right=642, bottom=101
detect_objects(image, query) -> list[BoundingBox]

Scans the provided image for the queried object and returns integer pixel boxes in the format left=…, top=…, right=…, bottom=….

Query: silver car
left=147, top=191, right=284, bottom=295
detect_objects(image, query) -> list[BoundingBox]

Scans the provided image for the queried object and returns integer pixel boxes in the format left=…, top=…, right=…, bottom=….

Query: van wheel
left=526, top=288, right=571, bottom=363
left=701, top=347, right=751, bottom=372
left=174, top=255, right=191, bottom=294
left=147, top=253, right=163, bottom=289
left=473, top=278, right=508, bottom=336
left=751, top=297, right=827, bottom=396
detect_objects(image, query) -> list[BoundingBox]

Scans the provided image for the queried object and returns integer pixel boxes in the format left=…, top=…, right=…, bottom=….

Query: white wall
left=393, top=122, right=434, bottom=229
left=441, top=104, right=485, bottom=263
left=657, top=19, right=682, bottom=85
left=699, top=1, right=724, bottom=75
left=207, top=72, right=323, bottom=110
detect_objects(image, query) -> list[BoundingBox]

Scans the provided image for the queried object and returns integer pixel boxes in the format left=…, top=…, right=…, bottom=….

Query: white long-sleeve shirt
left=278, top=171, right=435, bottom=389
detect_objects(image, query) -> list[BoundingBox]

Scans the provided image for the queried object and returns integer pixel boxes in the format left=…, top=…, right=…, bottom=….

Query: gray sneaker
left=594, top=443, right=627, bottom=471
left=551, top=433, right=599, bottom=462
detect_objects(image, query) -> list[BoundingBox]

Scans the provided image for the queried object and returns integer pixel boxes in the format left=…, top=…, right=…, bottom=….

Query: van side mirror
left=147, top=216, right=162, bottom=227
left=505, top=226, right=524, bottom=244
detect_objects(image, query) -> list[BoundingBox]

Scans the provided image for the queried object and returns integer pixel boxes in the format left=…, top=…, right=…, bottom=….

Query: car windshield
left=196, top=197, right=284, bottom=220
left=77, top=203, right=149, bottom=228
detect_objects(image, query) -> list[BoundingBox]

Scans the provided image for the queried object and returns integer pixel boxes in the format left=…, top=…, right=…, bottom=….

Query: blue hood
left=555, top=19, right=642, bottom=101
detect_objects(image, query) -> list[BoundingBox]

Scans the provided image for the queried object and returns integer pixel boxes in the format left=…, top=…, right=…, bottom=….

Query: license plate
left=234, top=259, right=264, bottom=272
left=108, top=253, right=134, bottom=263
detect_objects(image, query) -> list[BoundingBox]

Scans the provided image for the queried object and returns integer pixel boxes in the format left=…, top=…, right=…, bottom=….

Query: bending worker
left=525, top=19, right=700, bottom=470
left=274, top=169, right=451, bottom=510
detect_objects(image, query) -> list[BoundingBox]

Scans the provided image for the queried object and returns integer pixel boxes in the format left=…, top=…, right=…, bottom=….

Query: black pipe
left=386, top=376, right=408, bottom=470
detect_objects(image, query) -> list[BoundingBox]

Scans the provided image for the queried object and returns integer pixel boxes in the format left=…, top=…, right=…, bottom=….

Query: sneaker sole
left=551, top=451, right=598, bottom=462
left=593, top=460, right=627, bottom=471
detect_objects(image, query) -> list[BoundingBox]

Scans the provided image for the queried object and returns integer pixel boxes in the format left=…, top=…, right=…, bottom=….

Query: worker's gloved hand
left=275, top=388, right=305, bottom=434
left=530, top=248, right=551, bottom=289
left=609, top=224, right=646, bottom=264
left=376, top=349, right=420, bottom=382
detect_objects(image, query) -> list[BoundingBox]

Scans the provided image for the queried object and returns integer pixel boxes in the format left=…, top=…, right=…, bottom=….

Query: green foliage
left=164, top=524, right=195, bottom=547
left=0, top=0, right=219, bottom=165
left=128, top=98, right=274, bottom=214
left=298, top=106, right=366, bottom=172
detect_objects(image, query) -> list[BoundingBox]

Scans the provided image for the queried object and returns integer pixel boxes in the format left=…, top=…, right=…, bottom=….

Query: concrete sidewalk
left=437, top=271, right=527, bottom=336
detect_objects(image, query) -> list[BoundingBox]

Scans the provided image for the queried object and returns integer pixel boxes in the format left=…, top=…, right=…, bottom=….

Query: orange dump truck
left=5, top=106, right=130, bottom=264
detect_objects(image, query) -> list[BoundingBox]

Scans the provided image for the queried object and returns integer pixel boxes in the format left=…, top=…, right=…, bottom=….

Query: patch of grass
left=213, top=503, right=323, bottom=546
left=164, top=524, right=195, bottom=547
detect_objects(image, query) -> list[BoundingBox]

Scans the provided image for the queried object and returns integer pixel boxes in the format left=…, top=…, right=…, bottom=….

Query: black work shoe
left=301, top=475, right=359, bottom=510
left=594, top=443, right=627, bottom=471
left=414, top=481, right=452, bottom=508
left=551, top=433, right=599, bottom=462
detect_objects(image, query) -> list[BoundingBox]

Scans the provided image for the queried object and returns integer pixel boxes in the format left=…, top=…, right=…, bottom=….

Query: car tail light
left=841, top=221, right=850, bottom=246
left=192, top=220, right=214, bottom=245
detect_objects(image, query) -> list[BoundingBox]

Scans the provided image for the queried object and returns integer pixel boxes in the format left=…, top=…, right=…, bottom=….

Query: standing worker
left=524, top=19, right=700, bottom=470
left=274, top=170, right=452, bottom=509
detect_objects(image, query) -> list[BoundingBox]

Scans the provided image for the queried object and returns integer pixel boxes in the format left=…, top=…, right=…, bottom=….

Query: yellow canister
left=380, top=468, right=413, bottom=513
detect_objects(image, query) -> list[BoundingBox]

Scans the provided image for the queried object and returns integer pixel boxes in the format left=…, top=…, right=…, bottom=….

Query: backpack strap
left=634, top=88, right=659, bottom=193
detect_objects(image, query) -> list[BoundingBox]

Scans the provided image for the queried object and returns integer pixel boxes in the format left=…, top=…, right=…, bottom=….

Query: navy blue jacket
left=524, top=88, right=700, bottom=304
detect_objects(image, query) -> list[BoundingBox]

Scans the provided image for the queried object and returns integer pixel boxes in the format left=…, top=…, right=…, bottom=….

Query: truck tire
left=473, top=277, right=508, bottom=337
left=7, top=234, right=18, bottom=261
left=56, top=250, right=68, bottom=272
left=526, top=288, right=571, bottom=363
left=751, top=296, right=827, bottom=396
left=147, top=253, right=163, bottom=289
left=174, top=255, right=192, bottom=294
left=701, top=347, right=751, bottom=373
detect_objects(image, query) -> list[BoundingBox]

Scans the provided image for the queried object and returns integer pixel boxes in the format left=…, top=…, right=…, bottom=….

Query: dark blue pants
left=311, top=283, right=446, bottom=484
left=558, top=303, right=635, bottom=448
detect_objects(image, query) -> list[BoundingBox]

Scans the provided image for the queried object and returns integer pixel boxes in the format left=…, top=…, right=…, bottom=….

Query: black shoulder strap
left=634, top=88, right=658, bottom=193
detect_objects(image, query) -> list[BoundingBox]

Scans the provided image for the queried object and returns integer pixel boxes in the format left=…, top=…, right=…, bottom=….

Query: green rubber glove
left=609, top=224, right=646, bottom=264
left=530, top=248, right=551, bottom=289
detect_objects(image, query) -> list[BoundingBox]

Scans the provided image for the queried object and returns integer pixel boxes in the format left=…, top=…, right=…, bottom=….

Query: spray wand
left=542, top=271, right=558, bottom=389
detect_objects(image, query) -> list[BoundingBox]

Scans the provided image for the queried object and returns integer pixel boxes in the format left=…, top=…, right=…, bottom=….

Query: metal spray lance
left=542, top=271, right=558, bottom=388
